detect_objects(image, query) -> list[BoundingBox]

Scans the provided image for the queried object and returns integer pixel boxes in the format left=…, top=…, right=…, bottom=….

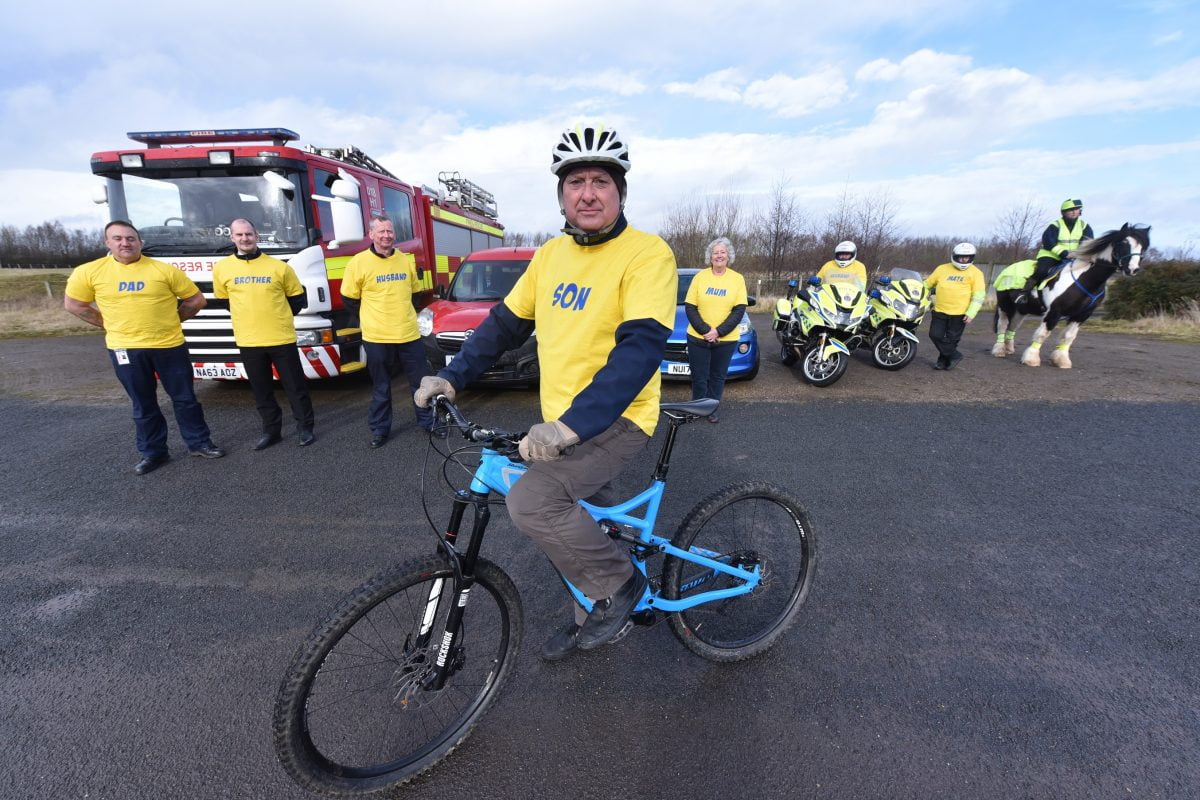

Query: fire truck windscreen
left=98, top=169, right=310, bottom=254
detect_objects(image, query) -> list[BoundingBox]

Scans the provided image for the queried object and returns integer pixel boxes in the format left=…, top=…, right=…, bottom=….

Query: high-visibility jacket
left=1036, top=217, right=1093, bottom=261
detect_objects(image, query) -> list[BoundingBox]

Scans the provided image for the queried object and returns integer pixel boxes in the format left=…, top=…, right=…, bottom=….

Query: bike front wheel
left=272, top=556, right=522, bottom=796
left=662, top=481, right=816, bottom=662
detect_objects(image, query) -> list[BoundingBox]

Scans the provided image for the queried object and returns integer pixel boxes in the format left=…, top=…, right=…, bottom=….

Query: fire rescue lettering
left=375, top=272, right=408, bottom=283
left=118, top=281, right=146, bottom=291
left=705, top=287, right=727, bottom=296
left=552, top=282, right=591, bottom=310
left=233, top=276, right=272, bottom=284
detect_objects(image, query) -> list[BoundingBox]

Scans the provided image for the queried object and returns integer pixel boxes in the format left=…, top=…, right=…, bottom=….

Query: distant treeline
left=0, top=222, right=105, bottom=268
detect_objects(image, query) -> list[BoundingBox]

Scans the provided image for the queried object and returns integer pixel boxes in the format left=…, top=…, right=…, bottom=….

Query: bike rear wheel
left=662, top=481, right=816, bottom=662
left=272, top=556, right=521, bottom=796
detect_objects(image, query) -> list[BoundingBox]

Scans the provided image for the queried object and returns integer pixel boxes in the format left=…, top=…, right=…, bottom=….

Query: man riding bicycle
left=415, top=124, right=677, bottom=661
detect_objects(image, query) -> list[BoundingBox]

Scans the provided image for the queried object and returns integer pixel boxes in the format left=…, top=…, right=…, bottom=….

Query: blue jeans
left=364, top=340, right=434, bottom=435
left=687, top=337, right=736, bottom=402
left=109, top=344, right=213, bottom=458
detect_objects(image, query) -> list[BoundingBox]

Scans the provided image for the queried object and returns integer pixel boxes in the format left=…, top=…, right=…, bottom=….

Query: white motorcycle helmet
left=952, top=242, right=977, bottom=269
left=834, top=241, right=857, bottom=267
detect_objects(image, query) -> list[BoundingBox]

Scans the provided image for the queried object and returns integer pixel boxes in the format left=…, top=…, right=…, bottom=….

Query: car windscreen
left=676, top=273, right=695, bottom=304
left=449, top=259, right=531, bottom=302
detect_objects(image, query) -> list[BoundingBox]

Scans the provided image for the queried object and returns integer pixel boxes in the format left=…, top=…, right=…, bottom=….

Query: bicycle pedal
left=630, top=609, right=658, bottom=627
left=607, top=619, right=635, bottom=645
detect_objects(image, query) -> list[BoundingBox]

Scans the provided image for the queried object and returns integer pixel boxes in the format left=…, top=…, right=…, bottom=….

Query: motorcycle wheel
left=780, top=340, right=799, bottom=366
left=872, top=334, right=917, bottom=371
left=801, top=344, right=848, bottom=387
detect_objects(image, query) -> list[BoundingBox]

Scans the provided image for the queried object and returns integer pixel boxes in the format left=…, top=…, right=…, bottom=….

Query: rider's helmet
left=1060, top=198, right=1083, bottom=213
left=951, top=242, right=977, bottom=269
left=551, top=124, right=630, bottom=187
left=834, top=241, right=857, bottom=267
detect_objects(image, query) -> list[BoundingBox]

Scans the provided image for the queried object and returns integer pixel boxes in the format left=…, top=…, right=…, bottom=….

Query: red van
left=417, top=247, right=538, bottom=385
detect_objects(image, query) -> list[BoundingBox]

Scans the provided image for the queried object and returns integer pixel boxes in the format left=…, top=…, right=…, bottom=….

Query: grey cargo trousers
left=506, top=417, right=649, bottom=625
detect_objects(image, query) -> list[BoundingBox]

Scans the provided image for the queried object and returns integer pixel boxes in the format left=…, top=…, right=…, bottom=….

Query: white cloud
left=856, top=49, right=972, bottom=84
left=744, top=70, right=849, bottom=117
left=664, top=69, right=747, bottom=102
left=1153, top=30, right=1184, bottom=45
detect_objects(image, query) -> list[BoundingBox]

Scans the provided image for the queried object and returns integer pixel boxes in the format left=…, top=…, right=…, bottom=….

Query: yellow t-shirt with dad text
left=504, top=228, right=677, bottom=436
left=212, top=253, right=303, bottom=347
left=65, top=255, right=198, bottom=349
left=340, top=248, right=420, bottom=343
left=685, top=267, right=749, bottom=342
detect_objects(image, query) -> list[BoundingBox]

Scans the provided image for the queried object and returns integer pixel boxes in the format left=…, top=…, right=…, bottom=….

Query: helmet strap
left=561, top=211, right=628, bottom=246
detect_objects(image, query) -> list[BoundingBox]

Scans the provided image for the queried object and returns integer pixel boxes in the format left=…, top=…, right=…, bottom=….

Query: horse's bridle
left=1115, top=237, right=1143, bottom=274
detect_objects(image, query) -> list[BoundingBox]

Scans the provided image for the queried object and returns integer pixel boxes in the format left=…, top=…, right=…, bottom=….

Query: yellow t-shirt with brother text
left=504, top=228, right=677, bottom=436
left=685, top=267, right=749, bottom=342
left=340, top=248, right=420, bottom=343
left=65, top=255, right=199, bottom=349
left=211, top=252, right=304, bottom=347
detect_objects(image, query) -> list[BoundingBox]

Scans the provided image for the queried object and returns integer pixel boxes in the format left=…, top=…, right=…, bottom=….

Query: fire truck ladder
left=438, top=171, right=498, bottom=219
left=303, top=145, right=397, bottom=179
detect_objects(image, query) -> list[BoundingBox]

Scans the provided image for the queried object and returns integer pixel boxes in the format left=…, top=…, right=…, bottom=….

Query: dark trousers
left=241, top=344, right=314, bottom=435
left=929, top=312, right=967, bottom=364
left=687, top=337, right=736, bottom=402
left=1030, top=256, right=1061, bottom=287
left=364, top=340, right=434, bottom=435
left=108, top=344, right=213, bottom=458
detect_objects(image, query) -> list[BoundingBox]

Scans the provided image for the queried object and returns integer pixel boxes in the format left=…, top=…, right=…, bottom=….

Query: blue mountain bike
left=272, top=396, right=817, bottom=795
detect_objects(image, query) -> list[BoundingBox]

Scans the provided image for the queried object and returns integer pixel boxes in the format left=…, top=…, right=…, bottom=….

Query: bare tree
left=659, top=192, right=750, bottom=268
left=503, top=230, right=555, bottom=247
left=751, top=177, right=807, bottom=281
left=851, top=189, right=901, bottom=278
left=990, top=199, right=1042, bottom=265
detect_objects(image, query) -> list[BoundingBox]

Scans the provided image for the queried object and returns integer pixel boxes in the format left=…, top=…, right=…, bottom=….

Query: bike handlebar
left=433, top=395, right=525, bottom=456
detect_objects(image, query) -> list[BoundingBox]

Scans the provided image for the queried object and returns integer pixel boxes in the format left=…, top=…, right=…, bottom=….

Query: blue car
left=660, top=268, right=760, bottom=381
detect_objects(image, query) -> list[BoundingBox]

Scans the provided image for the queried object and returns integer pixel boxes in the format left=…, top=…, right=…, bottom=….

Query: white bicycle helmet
left=952, top=242, right=977, bottom=269
left=834, top=241, right=857, bottom=267
left=551, top=124, right=631, bottom=177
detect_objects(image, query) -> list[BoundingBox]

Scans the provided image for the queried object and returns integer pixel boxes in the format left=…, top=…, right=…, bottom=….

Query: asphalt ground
left=1, top=320, right=1198, bottom=799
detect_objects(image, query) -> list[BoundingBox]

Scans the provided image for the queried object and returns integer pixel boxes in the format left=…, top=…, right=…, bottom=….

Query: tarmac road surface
left=1, top=321, right=1197, bottom=799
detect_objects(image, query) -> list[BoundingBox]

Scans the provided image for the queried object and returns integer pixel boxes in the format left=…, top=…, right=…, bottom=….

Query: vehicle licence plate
left=193, top=364, right=241, bottom=379
left=667, top=363, right=691, bottom=375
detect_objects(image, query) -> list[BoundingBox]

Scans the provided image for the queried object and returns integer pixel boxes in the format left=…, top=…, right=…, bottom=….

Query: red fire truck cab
left=88, top=127, right=505, bottom=379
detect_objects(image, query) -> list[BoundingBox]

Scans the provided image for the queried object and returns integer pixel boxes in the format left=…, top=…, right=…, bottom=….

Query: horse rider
left=1021, top=199, right=1094, bottom=313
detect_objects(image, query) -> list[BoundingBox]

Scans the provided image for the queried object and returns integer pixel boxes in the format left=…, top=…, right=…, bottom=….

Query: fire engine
left=88, top=127, right=504, bottom=380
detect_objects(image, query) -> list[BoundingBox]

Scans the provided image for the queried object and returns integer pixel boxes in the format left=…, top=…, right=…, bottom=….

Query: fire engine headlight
left=120, top=154, right=144, bottom=168
left=208, top=150, right=233, bottom=166
left=417, top=308, right=434, bottom=337
left=296, top=329, right=332, bottom=346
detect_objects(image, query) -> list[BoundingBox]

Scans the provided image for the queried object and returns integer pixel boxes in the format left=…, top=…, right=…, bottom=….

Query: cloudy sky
left=2, top=0, right=1197, bottom=251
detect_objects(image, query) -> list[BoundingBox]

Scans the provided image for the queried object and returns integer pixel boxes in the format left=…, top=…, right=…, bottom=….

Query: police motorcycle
left=772, top=276, right=869, bottom=387
left=861, top=268, right=931, bottom=371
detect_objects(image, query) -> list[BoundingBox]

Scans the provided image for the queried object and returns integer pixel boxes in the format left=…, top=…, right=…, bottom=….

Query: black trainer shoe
left=134, top=454, right=169, bottom=475
left=189, top=444, right=225, bottom=459
left=298, top=430, right=315, bottom=447
left=576, top=571, right=647, bottom=651
left=253, top=433, right=282, bottom=451
left=540, top=622, right=581, bottom=662
left=369, top=433, right=388, bottom=449
left=947, top=352, right=964, bottom=369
